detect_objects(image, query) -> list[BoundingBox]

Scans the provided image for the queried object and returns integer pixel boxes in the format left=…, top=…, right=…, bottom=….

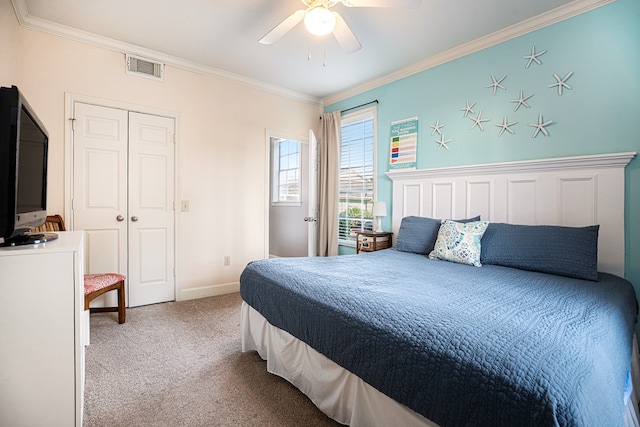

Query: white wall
left=0, top=0, right=20, bottom=86
left=10, top=18, right=321, bottom=298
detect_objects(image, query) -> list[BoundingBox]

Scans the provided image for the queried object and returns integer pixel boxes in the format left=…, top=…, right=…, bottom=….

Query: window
left=271, top=138, right=302, bottom=205
left=338, top=108, right=376, bottom=245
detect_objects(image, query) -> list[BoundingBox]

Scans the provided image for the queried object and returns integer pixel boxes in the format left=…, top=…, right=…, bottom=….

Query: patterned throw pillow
left=428, top=220, right=489, bottom=267
left=395, top=215, right=481, bottom=255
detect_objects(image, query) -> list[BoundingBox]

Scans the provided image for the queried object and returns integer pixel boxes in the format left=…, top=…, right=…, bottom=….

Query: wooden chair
left=32, top=214, right=66, bottom=232
left=84, top=273, right=126, bottom=324
left=35, top=215, right=126, bottom=324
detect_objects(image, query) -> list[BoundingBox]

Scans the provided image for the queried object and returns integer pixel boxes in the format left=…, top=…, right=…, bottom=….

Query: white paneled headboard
left=386, top=152, right=636, bottom=277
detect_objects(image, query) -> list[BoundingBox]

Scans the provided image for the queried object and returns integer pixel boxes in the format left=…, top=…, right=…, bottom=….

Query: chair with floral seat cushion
left=84, top=273, right=126, bottom=324
left=35, top=215, right=127, bottom=324
left=32, top=214, right=66, bottom=232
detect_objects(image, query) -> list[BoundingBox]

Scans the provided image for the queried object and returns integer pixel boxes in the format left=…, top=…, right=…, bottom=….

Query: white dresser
left=0, top=231, right=87, bottom=427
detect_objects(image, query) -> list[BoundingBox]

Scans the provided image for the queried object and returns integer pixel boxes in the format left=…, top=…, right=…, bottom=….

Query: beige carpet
left=83, top=292, right=343, bottom=426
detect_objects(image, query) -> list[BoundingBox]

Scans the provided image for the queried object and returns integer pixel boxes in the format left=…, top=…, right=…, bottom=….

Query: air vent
left=126, top=54, right=164, bottom=81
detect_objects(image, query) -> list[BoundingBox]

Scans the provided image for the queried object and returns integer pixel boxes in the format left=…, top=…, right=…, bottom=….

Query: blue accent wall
left=328, top=0, right=640, bottom=294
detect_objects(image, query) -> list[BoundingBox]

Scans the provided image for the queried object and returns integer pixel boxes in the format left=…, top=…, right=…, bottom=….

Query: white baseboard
left=177, top=282, right=240, bottom=301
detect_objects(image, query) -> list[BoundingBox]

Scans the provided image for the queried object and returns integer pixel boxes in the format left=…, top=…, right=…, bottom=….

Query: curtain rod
left=320, top=99, right=379, bottom=119
left=341, top=99, right=379, bottom=113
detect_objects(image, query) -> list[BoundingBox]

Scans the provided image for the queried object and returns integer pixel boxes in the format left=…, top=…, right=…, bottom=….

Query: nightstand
left=355, top=231, right=393, bottom=254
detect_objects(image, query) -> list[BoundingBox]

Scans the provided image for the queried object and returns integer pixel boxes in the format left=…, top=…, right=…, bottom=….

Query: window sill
left=338, top=240, right=356, bottom=248
left=271, top=202, right=302, bottom=207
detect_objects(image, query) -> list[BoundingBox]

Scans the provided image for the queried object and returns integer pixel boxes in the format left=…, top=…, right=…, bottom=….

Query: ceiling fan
left=259, top=0, right=422, bottom=54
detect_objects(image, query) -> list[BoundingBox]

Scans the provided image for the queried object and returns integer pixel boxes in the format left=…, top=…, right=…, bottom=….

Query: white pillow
left=428, top=220, right=489, bottom=267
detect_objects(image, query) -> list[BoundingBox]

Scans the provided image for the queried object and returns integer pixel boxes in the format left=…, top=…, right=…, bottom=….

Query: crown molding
left=10, top=0, right=27, bottom=22
left=11, top=0, right=614, bottom=107
left=323, top=0, right=615, bottom=106
left=10, top=0, right=321, bottom=106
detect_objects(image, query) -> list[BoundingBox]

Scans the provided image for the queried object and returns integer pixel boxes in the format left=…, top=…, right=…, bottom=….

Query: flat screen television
left=0, top=85, right=57, bottom=246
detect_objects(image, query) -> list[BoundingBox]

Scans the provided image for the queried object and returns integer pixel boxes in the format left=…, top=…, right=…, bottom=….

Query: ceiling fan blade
left=339, top=0, right=421, bottom=7
left=259, top=9, right=306, bottom=44
left=332, top=13, right=361, bottom=54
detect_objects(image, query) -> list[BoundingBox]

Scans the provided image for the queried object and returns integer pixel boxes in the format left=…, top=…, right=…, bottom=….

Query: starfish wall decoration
left=435, top=134, right=452, bottom=150
left=430, top=119, right=444, bottom=135
left=522, top=46, right=546, bottom=68
left=511, top=90, right=534, bottom=111
left=445, top=43, right=570, bottom=144
left=469, top=110, right=490, bottom=131
left=528, top=115, right=554, bottom=138
left=548, top=72, right=573, bottom=96
left=495, top=115, right=518, bottom=137
left=485, top=74, right=507, bottom=95
left=460, top=101, right=476, bottom=117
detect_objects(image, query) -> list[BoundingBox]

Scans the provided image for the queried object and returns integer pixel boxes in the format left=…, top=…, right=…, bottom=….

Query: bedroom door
left=267, top=130, right=318, bottom=258
left=71, top=102, right=175, bottom=308
left=307, top=129, right=318, bottom=257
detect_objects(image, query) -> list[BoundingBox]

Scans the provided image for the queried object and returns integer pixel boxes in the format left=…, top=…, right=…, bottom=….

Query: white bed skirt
left=241, top=301, right=640, bottom=427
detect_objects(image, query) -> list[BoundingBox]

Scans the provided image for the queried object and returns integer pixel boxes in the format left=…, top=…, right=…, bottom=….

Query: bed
left=240, top=153, right=639, bottom=426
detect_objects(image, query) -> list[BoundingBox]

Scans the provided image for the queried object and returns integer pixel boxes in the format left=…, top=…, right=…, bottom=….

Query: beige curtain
left=317, top=111, right=341, bottom=257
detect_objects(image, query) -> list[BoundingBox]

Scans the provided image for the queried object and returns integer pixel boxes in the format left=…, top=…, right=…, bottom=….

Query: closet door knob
left=116, top=215, right=124, bottom=222
left=131, top=216, right=139, bottom=222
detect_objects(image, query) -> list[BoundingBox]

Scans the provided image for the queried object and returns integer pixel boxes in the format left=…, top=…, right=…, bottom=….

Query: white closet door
left=72, top=103, right=175, bottom=308
left=72, top=103, right=128, bottom=282
left=127, top=112, right=175, bottom=307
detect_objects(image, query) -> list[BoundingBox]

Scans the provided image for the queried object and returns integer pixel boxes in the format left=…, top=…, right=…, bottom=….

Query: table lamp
left=373, top=201, right=387, bottom=232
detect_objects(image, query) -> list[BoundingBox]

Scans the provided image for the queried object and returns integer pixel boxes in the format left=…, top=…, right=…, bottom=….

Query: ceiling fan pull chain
left=307, top=33, right=312, bottom=61
left=323, top=39, right=327, bottom=67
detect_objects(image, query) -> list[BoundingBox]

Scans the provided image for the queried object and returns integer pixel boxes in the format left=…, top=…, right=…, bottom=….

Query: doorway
left=65, top=95, right=177, bottom=307
left=266, top=129, right=318, bottom=258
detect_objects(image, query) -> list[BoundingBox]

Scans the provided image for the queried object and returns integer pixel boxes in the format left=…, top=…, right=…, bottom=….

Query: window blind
left=339, top=110, right=375, bottom=243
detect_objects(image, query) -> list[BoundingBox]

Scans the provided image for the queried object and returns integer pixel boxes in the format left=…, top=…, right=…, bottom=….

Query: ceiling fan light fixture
left=304, top=7, right=336, bottom=36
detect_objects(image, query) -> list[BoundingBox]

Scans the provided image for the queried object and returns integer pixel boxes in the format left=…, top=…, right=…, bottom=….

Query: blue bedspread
left=240, top=249, right=638, bottom=427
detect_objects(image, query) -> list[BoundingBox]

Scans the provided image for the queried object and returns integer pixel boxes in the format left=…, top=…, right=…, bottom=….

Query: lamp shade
left=373, top=201, right=387, bottom=217
left=373, top=201, right=387, bottom=232
left=304, top=7, right=336, bottom=36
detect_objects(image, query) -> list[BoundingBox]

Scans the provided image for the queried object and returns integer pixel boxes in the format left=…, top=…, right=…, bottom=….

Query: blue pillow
left=395, top=215, right=480, bottom=255
left=480, top=223, right=599, bottom=281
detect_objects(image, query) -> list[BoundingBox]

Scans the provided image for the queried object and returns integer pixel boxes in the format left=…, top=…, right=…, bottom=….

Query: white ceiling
left=13, top=0, right=606, bottom=103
